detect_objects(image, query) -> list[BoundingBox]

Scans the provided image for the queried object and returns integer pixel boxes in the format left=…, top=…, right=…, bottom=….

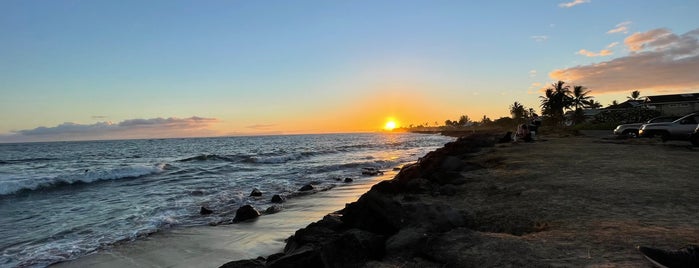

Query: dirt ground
left=440, top=132, right=699, bottom=267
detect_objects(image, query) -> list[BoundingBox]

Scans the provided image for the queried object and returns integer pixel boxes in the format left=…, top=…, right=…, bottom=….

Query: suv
left=639, top=112, right=699, bottom=142
left=613, top=116, right=679, bottom=138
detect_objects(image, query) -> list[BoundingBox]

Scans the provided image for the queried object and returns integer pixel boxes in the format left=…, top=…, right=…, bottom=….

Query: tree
left=480, top=115, right=492, bottom=125
left=586, top=99, right=603, bottom=109
left=509, top=101, right=527, bottom=121
left=458, top=115, right=470, bottom=126
left=540, top=81, right=572, bottom=123
left=627, top=90, right=642, bottom=100
left=571, top=85, right=593, bottom=110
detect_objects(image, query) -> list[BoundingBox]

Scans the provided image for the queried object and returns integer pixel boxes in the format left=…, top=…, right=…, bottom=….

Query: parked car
left=692, top=124, right=699, bottom=146
left=613, top=116, right=679, bottom=138
left=638, top=112, right=699, bottom=141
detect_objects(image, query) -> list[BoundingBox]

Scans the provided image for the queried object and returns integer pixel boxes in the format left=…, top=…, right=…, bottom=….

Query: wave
left=0, top=164, right=167, bottom=196
left=0, top=157, right=58, bottom=165
left=178, top=150, right=339, bottom=165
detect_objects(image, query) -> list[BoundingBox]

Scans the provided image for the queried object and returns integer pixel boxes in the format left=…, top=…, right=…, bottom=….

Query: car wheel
left=622, top=130, right=637, bottom=138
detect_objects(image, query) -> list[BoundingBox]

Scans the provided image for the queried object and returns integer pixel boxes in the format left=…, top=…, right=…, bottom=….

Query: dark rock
left=362, top=167, right=384, bottom=176
left=344, top=177, right=354, bottom=183
left=319, top=228, right=386, bottom=267
left=341, top=191, right=403, bottom=235
left=200, top=206, right=214, bottom=215
left=219, top=258, right=265, bottom=268
left=266, top=253, right=286, bottom=263
left=298, top=184, right=314, bottom=192
left=268, top=245, right=323, bottom=268
left=271, top=194, right=286, bottom=203
left=232, top=205, right=261, bottom=223
left=385, top=227, right=427, bottom=256
left=250, top=188, right=262, bottom=197
left=265, top=205, right=283, bottom=214
left=393, top=167, right=402, bottom=171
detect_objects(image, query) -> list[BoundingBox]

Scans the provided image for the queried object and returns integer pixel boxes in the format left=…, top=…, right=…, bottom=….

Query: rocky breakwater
left=221, top=133, right=545, bottom=267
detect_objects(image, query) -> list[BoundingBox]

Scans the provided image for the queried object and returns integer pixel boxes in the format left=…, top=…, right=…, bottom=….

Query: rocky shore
left=220, top=133, right=699, bottom=267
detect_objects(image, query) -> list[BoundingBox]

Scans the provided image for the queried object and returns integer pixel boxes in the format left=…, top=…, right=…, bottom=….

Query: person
left=530, top=113, right=542, bottom=135
left=515, top=123, right=532, bottom=142
left=638, top=245, right=699, bottom=267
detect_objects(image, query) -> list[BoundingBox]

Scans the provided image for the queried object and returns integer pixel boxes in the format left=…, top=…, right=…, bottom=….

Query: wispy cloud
left=91, top=115, right=108, bottom=119
left=576, top=49, right=613, bottom=57
left=530, top=35, right=548, bottom=42
left=559, top=0, right=590, bottom=8
left=246, top=124, right=277, bottom=130
left=607, top=21, right=632, bottom=34
left=3, top=116, right=220, bottom=142
left=550, top=28, right=699, bottom=93
left=529, top=70, right=537, bottom=77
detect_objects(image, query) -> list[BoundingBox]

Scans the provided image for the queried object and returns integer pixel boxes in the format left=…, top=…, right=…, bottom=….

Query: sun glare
left=384, top=121, right=397, bottom=131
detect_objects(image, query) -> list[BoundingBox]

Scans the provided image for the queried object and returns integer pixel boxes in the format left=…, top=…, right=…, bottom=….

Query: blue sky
left=1, top=0, right=698, bottom=142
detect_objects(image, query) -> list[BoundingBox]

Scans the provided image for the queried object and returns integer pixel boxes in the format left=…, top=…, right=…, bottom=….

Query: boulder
left=200, top=206, right=214, bottom=215
left=298, top=184, right=314, bottom=192
left=344, top=177, right=354, bottom=183
left=271, top=194, right=286, bottom=203
left=232, top=205, right=261, bottom=223
left=219, top=258, right=265, bottom=268
left=265, top=205, right=283, bottom=214
left=362, top=167, right=384, bottom=176
left=250, top=188, right=262, bottom=197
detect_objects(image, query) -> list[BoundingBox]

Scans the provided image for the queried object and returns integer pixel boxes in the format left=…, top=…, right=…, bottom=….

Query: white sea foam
left=0, top=163, right=166, bottom=196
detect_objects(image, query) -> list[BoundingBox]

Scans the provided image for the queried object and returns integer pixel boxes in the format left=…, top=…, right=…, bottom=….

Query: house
left=644, top=93, right=699, bottom=116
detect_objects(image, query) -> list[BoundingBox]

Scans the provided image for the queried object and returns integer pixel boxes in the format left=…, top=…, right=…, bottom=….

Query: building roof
left=645, top=93, right=699, bottom=104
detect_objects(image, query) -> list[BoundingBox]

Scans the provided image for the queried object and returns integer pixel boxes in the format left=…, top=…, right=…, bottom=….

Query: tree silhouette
left=509, top=101, right=527, bottom=121
left=540, top=81, right=572, bottom=123
left=587, top=99, right=603, bottom=109
left=627, top=90, right=642, bottom=100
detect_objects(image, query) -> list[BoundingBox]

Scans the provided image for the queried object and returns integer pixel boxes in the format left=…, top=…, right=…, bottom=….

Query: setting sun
left=384, top=120, right=397, bottom=131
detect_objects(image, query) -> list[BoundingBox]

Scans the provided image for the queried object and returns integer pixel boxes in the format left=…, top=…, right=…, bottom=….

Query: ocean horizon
left=0, top=132, right=454, bottom=267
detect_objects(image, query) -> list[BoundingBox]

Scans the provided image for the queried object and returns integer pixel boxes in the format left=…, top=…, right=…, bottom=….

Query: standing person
left=530, top=113, right=542, bottom=135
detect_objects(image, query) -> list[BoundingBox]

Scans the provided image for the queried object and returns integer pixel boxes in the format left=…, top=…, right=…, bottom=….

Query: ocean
left=0, top=133, right=454, bottom=267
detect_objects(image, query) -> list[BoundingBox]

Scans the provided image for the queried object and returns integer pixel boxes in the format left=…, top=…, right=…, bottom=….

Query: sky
left=1, top=0, right=698, bottom=142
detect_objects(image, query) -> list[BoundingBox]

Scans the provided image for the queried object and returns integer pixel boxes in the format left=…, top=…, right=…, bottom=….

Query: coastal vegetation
left=400, top=81, right=660, bottom=134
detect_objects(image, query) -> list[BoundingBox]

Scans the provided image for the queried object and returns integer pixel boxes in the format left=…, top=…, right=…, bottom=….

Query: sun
left=384, top=120, right=397, bottom=131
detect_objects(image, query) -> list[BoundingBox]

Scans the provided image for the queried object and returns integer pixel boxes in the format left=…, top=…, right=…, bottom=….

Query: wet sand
left=52, top=171, right=398, bottom=268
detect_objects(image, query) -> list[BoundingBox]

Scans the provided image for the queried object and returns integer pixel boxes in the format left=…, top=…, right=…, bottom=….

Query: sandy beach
left=220, top=131, right=699, bottom=267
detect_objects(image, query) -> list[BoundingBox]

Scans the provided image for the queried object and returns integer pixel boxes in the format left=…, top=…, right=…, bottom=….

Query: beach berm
left=221, top=132, right=699, bottom=267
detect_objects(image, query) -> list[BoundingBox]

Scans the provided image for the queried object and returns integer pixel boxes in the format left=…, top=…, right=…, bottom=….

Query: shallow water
left=0, top=133, right=453, bottom=267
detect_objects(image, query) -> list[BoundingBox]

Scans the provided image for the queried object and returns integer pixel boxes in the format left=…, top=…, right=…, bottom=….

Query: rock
left=362, top=167, right=384, bottom=176
left=200, top=206, right=214, bottom=215
left=271, top=194, right=286, bottom=203
left=385, top=228, right=427, bottom=256
left=265, top=205, right=283, bottom=214
left=250, top=188, right=262, bottom=197
left=268, top=245, right=323, bottom=268
left=219, top=258, right=265, bottom=268
left=393, top=167, right=402, bottom=171
left=232, top=205, right=261, bottom=223
left=319, top=228, right=386, bottom=267
left=299, top=184, right=314, bottom=191
left=344, top=177, right=354, bottom=183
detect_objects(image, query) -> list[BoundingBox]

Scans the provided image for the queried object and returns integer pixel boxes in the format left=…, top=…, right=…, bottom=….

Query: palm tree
left=540, top=81, right=572, bottom=123
left=571, top=85, right=593, bottom=110
left=627, top=90, right=642, bottom=100
left=509, top=101, right=526, bottom=121
left=586, top=99, right=603, bottom=109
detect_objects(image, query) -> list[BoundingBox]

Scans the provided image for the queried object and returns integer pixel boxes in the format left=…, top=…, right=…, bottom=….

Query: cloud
left=576, top=49, right=613, bottom=57
left=607, top=21, right=632, bottom=34
left=559, top=0, right=590, bottom=8
left=530, top=35, right=548, bottom=42
left=550, top=28, right=699, bottom=94
left=91, top=115, right=108, bottom=119
left=529, top=70, right=537, bottom=77
left=246, top=124, right=277, bottom=130
left=5, top=116, right=220, bottom=142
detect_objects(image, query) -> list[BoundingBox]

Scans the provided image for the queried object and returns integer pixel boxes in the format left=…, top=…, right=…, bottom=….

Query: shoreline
left=51, top=170, right=401, bottom=268
left=221, top=132, right=699, bottom=267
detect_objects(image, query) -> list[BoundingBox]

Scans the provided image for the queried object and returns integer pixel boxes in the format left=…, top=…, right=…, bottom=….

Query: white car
left=613, top=116, right=679, bottom=138
left=639, top=113, right=699, bottom=141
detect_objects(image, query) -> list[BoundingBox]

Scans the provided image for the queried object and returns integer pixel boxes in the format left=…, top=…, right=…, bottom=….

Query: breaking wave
left=0, top=163, right=167, bottom=196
